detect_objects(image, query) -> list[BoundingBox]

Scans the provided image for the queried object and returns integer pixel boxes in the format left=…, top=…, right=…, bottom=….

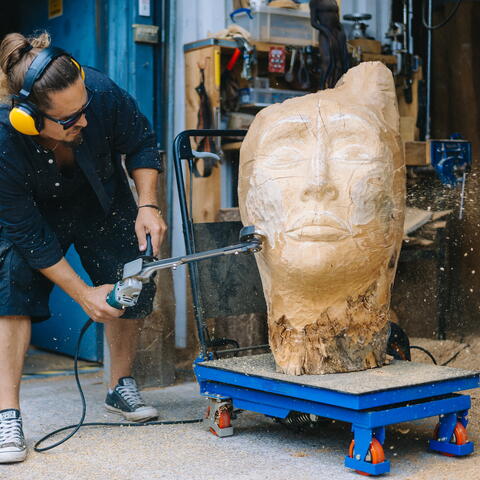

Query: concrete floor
left=3, top=370, right=479, bottom=480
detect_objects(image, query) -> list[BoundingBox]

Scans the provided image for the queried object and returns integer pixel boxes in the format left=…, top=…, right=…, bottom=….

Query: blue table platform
left=195, top=354, right=479, bottom=476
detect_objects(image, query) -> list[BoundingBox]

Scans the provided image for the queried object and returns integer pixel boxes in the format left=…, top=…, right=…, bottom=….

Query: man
left=0, top=32, right=166, bottom=463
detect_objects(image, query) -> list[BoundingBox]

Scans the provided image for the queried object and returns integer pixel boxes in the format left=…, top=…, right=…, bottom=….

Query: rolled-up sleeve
left=0, top=162, right=63, bottom=269
left=110, top=84, right=162, bottom=174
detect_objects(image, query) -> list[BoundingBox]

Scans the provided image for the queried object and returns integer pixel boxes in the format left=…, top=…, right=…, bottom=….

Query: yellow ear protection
left=9, top=46, right=85, bottom=136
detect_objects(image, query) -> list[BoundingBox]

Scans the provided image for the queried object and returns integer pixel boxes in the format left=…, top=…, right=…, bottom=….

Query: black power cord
left=410, top=345, right=438, bottom=365
left=34, top=318, right=203, bottom=453
left=422, top=0, right=464, bottom=30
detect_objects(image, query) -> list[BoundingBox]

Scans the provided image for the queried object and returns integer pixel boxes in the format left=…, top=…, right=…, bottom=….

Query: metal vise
left=429, top=137, right=471, bottom=188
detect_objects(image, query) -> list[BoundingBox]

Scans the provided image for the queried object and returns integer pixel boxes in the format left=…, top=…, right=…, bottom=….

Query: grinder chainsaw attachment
left=107, top=226, right=264, bottom=310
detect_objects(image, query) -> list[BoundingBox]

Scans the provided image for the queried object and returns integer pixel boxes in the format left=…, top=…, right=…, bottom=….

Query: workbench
left=196, top=353, right=479, bottom=476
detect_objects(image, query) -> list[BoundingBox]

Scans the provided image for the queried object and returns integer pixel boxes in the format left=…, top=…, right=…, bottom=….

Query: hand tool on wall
left=297, top=48, right=311, bottom=90
left=228, top=10, right=256, bottom=80
left=304, top=46, right=317, bottom=74
left=221, top=48, right=242, bottom=114
left=107, top=226, right=264, bottom=310
left=284, top=47, right=297, bottom=83
left=235, top=36, right=255, bottom=81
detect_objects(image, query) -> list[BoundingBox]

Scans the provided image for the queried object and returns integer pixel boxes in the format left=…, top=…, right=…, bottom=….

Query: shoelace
left=0, top=418, right=24, bottom=446
left=116, top=385, right=145, bottom=408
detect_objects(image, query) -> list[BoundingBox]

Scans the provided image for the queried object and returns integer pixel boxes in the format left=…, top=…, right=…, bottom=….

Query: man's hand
left=131, top=168, right=166, bottom=256
left=77, top=284, right=125, bottom=323
left=135, top=207, right=167, bottom=256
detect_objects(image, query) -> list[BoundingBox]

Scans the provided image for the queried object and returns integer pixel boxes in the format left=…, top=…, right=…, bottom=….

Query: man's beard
left=61, top=131, right=84, bottom=147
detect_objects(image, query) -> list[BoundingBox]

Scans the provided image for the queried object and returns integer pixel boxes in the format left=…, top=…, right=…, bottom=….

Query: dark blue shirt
left=0, top=67, right=162, bottom=270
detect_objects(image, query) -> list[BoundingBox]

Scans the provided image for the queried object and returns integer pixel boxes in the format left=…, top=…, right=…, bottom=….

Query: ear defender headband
left=9, top=46, right=85, bottom=135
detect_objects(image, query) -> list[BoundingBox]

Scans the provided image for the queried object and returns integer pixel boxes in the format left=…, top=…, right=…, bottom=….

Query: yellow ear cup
left=9, top=107, right=40, bottom=135
left=70, top=58, right=85, bottom=80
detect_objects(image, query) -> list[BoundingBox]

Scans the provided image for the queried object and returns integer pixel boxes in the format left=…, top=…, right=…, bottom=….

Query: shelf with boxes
left=231, top=5, right=317, bottom=46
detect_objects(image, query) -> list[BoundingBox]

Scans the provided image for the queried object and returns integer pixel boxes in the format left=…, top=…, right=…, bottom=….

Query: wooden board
left=404, top=207, right=433, bottom=235
left=222, top=141, right=243, bottom=151
left=400, top=116, right=416, bottom=144
left=349, top=38, right=381, bottom=54
left=397, top=66, right=423, bottom=138
left=184, top=45, right=221, bottom=222
left=404, top=141, right=428, bottom=166
left=217, top=207, right=241, bottom=222
left=361, top=53, right=397, bottom=65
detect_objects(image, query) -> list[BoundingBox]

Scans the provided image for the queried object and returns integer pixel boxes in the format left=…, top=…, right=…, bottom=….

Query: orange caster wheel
left=206, top=401, right=234, bottom=437
left=349, top=438, right=385, bottom=476
left=433, top=422, right=468, bottom=457
left=218, top=409, right=231, bottom=429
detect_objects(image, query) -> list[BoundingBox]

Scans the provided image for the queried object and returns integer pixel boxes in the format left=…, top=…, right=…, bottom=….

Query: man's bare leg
left=0, top=316, right=29, bottom=463
left=103, top=317, right=158, bottom=421
left=0, top=316, right=30, bottom=410
left=104, top=317, right=142, bottom=389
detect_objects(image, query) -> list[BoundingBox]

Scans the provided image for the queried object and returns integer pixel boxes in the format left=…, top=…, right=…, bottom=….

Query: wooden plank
left=222, top=141, right=243, bottom=151
left=217, top=207, right=241, bottom=222
left=349, top=38, right=381, bottom=54
left=184, top=45, right=221, bottom=222
left=404, top=141, right=428, bottom=166
left=361, top=53, right=397, bottom=65
left=400, top=116, right=416, bottom=144
left=397, top=66, right=423, bottom=128
left=404, top=207, right=433, bottom=235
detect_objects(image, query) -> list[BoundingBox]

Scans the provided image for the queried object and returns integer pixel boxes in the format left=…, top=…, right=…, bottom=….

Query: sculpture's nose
left=301, top=151, right=338, bottom=201
left=301, top=181, right=337, bottom=201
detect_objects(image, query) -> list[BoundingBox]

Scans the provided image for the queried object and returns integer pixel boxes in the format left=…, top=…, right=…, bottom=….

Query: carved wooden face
left=239, top=62, right=405, bottom=303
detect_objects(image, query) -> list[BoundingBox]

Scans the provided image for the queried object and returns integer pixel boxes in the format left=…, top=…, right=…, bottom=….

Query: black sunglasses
left=42, top=89, right=94, bottom=130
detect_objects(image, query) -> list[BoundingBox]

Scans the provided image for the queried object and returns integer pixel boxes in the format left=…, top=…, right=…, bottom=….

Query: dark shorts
left=0, top=184, right=156, bottom=322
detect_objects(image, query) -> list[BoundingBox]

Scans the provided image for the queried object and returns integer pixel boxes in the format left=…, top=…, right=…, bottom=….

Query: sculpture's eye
left=260, top=146, right=304, bottom=170
left=331, top=144, right=377, bottom=164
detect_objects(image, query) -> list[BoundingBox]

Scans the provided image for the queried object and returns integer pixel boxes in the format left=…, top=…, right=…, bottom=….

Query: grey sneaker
left=0, top=409, right=26, bottom=463
left=104, top=377, right=158, bottom=422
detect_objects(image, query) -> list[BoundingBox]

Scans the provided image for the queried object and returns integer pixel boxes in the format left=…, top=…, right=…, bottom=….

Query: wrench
left=284, top=48, right=297, bottom=83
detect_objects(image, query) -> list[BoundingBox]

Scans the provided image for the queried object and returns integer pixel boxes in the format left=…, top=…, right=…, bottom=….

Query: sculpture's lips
left=286, top=213, right=351, bottom=242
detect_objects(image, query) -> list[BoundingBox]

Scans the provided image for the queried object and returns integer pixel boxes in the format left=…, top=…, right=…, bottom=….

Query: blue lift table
left=195, top=353, right=479, bottom=476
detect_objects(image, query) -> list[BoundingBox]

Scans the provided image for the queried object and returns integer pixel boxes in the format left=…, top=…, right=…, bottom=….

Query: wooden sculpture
left=238, top=62, right=405, bottom=375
